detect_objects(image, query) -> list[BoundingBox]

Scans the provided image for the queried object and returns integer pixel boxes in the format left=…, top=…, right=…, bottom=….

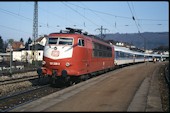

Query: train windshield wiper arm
left=62, top=43, right=68, bottom=48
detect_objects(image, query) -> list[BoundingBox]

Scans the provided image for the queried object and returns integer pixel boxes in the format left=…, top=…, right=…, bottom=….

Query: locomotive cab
left=42, top=36, right=74, bottom=76
left=38, top=28, right=91, bottom=82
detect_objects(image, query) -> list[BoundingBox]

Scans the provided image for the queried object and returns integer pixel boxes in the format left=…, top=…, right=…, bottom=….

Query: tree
left=25, top=37, right=32, bottom=50
left=20, top=38, right=24, bottom=43
left=3, top=40, right=8, bottom=52
left=28, top=37, right=32, bottom=44
left=0, top=36, right=4, bottom=52
left=153, top=46, right=169, bottom=52
left=8, top=39, right=14, bottom=45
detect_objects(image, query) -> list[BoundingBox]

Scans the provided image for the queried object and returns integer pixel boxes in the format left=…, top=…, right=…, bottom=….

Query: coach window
left=78, top=39, right=85, bottom=47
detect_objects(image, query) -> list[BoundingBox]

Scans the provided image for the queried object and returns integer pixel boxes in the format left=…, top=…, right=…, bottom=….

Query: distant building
left=36, top=36, right=47, bottom=46
left=130, top=45, right=136, bottom=48
left=12, top=50, right=43, bottom=63
left=25, top=36, right=47, bottom=63
left=116, top=42, right=124, bottom=46
left=4, top=36, right=47, bottom=63
left=145, top=49, right=153, bottom=54
left=29, top=36, right=47, bottom=50
left=163, top=51, right=169, bottom=55
left=6, top=41, right=25, bottom=52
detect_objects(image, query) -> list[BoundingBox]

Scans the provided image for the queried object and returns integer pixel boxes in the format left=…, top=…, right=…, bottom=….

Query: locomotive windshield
left=58, top=38, right=73, bottom=45
left=48, top=38, right=58, bottom=44
left=48, top=37, right=73, bottom=45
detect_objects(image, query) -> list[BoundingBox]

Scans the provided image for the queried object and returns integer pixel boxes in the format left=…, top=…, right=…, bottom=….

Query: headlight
left=42, top=61, right=46, bottom=65
left=65, top=62, right=71, bottom=67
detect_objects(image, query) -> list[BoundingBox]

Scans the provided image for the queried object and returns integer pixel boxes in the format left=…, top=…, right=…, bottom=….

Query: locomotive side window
left=78, top=39, right=85, bottom=46
left=92, top=42, right=112, bottom=58
left=82, top=40, right=84, bottom=46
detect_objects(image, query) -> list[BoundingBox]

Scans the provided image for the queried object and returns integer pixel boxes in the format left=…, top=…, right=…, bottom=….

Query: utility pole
left=9, top=44, right=13, bottom=76
left=95, top=26, right=109, bottom=39
left=140, top=33, right=146, bottom=52
left=144, top=36, right=146, bottom=52
left=32, top=1, right=38, bottom=66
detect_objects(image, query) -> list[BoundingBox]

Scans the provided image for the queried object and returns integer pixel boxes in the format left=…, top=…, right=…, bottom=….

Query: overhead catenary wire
left=0, top=7, right=59, bottom=31
left=0, top=24, right=32, bottom=35
left=131, top=2, right=143, bottom=31
left=62, top=2, right=100, bottom=28
left=127, top=2, right=147, bottom=51
left=0, top=2, right=168, bottom=42
left=26, top=2, right=78, bottom=26
left=67, top=2, right=167, bottom=34
left=79, top=2, right=116, bottom=33
left=67, top=2, right=168, bottom=22
left=127, top=2, right=141, bottom=33
left=0, top=2, right=167, bottom=32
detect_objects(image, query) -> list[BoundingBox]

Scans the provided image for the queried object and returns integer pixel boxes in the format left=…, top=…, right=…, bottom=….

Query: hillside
left=101, top=32, right=169, bottom=50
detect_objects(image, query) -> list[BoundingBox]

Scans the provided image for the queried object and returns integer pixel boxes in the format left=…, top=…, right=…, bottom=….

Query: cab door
left=86, top=38, right=93, bottom=73
left=78, top=38, right=88, bottom=74
left=78, top=38, right=92, bottom=74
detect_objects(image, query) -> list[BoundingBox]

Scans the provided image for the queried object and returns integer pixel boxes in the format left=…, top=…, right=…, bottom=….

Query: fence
left=0, top=51, right=43, bottom=76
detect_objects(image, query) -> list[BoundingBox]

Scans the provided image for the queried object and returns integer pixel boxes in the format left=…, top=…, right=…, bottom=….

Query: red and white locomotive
left=37, top=28, right=115, bottom=84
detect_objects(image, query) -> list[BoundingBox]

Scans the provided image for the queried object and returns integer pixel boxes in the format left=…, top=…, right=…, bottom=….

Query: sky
left=0, top=1, right=169, bottom=42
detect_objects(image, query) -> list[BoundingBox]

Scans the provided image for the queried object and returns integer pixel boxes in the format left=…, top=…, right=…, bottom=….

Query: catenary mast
left=32, top=1, right=38, bottom=65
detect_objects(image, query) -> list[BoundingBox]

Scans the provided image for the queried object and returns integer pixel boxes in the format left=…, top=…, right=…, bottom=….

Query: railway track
left=164, top=64, right=169, bottom=86
left=0, top=76, right=38, bottom=86
left=0, top=84, right=62, bottom=112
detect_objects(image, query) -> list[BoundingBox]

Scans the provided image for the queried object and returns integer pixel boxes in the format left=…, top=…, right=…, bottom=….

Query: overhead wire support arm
left=95, top=26, right=109, bottom=39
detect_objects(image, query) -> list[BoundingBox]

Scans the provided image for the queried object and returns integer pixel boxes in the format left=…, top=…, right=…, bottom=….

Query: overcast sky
left=0, top=1, right=168, bottom=42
